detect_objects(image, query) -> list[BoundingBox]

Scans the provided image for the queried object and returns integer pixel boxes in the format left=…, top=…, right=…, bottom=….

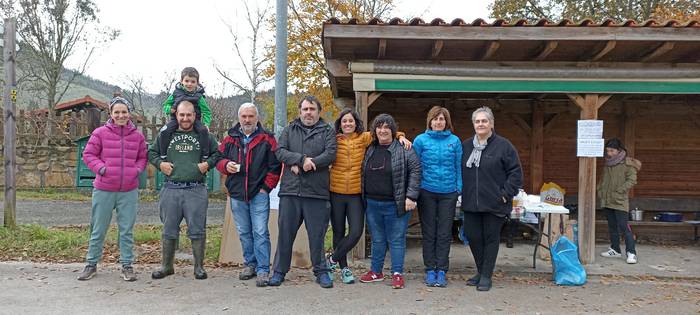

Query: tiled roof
left=325, top=17, right=700, bottom=28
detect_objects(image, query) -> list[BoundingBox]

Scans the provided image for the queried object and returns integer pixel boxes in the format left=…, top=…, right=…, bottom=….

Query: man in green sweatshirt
left=148, top=100, right=221, bottom=280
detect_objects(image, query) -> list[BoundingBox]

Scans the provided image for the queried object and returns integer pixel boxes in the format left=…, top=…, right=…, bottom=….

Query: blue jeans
left=366, top=198, right=411, bottom=274
left=231, top=191, right=271, bottom=274
left=86, top=189, right=138, bottom=266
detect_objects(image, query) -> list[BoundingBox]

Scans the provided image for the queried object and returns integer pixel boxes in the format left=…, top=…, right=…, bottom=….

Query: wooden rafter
left=431, top=40, right=444, bottom=59
left=323, top=38, right=333, bottom=59
left=589, top=41, right=616, bottom=61
left=640, top=42, right=675, bottom=62
left=480, top=41, right=500, bottom=60
left=534, top=41, right=558, bottom=61
left=377, top=39, right=387, bottom=58
left=509, top=113, right=531, bottom=136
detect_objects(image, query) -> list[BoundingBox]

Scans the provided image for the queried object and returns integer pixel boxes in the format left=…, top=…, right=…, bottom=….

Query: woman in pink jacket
left=77, top=97, right=148, bottom=282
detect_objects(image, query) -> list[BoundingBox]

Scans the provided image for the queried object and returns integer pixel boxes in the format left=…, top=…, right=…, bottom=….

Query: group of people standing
left=77, top=66, right=638, bottom=292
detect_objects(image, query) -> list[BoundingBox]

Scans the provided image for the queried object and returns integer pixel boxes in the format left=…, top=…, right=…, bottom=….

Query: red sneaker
left=359, top=271, right=384, bottom=283
left=391, top=273, right=405, bottom=289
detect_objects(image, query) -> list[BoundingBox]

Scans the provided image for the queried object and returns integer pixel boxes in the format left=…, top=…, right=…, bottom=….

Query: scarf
left=465, top=136, right=487, bottom=168
left=605, top=149, right=626, bottom=166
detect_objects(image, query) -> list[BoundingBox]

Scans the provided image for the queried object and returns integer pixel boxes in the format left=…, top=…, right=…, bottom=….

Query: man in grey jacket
left=269, top=95, right=337, bottom=288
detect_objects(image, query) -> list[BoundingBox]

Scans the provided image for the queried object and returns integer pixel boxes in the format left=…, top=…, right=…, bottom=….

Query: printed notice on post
left=577, top=138, right=604, bottom=157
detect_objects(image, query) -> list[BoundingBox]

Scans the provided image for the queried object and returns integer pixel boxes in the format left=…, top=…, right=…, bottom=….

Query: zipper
left=119, top=126, right=124, bottom=191
left=345, top=138, right=350, bottom=193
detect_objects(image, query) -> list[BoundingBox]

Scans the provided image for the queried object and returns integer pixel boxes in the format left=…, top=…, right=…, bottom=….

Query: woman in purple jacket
left=77, top=97, right=148, bottom=282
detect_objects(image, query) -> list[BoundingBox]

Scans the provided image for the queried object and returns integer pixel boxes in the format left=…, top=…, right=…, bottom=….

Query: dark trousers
left=605, top=207, right=636, bottom=254
left=272, top=196, right=331, bottom=276
left=418, top=189, right=458, bottom=271
left=462, top=212, right=506, bottom=278
left=330, top=193, right=365, bottom=269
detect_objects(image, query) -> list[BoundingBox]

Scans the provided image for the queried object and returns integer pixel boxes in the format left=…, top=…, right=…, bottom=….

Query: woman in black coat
left=461, top=106, right=523, bottom=291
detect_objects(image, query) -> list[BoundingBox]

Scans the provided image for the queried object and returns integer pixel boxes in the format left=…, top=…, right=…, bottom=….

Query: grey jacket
left=362, top=139, right=422, bottom=217
left=275, top=118, right=337, bottom=200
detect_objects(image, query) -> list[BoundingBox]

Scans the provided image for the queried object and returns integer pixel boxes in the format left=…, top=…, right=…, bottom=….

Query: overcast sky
left=73, top=0, right=491, bottom=95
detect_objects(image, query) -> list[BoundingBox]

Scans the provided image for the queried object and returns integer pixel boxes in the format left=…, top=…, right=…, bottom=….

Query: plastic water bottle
left=572, top=222, right=579, bottom=245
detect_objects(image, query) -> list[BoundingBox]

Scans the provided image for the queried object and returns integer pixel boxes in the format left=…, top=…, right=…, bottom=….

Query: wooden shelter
left=322, top=17, right=700, bottom=264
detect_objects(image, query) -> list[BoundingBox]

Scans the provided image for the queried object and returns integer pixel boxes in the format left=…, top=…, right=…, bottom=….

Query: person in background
left=328, top=108, right=411, bottom=284
left=598, top=138, right=641, bottom=264
left=359, top=114, right=421, bottom=289
left=461, top=106, right=523, bottom=292
left=412, top=106, right=462, bottom=287
left=78, top=97, right=147, bottom=282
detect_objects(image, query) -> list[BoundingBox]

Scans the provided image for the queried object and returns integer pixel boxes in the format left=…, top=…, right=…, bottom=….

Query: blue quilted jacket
left=413, top=130, right=462, bottom=194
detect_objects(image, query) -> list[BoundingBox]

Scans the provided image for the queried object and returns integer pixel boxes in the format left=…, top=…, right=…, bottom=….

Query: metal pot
left=629, top=209, right=644, bottom=221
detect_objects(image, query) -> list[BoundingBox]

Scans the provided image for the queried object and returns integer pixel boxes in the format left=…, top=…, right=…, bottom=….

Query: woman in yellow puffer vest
left=327, top=108, right=411, bottom=284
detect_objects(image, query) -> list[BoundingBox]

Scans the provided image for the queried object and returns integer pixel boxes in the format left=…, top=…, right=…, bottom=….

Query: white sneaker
left=600, top=248, right=622, bottom=258
left=626, top=252, right=638, bottom=264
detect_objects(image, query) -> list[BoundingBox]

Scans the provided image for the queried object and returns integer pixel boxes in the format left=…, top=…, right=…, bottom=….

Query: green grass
left=0, top=224, right=223, bottom=263
left=0, top=188, right=227, bottom=202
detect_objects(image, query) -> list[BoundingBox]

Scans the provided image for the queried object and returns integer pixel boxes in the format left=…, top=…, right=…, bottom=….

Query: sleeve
left=215, top=137, right=232, bottom=175
left=199, top=96, right=211, bottom=127
left=405, top=148, right=422, bottom=201
left=360, top=131, right=373, bottom=147
left=618, top=165, right=638, bottom=193
left=455, top=138, right=463, bottom=192
left=136, top=135, right=148, bottom=173
left=82, top=133, right=105, bottom=174
left=309, top=126, right=337, bottom=168
left=501, top=142, right=523, bottom=198
left=148, top=135, right=164, bottom=168
left=162, top=94, right=174, bottom=116
left=412, top=135, right=423, bottom=157
left=275, top=126, right=304, bottom=166
left=263, top=136, right=282, bottom=192
left=205, top=134, right=222, bottom=169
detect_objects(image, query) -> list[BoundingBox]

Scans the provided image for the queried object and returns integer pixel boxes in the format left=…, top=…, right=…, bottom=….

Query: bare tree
left=119, top=75, right=147, bottom=116
left=214, top=0, right=271, bottom=104
left=0, top=0, right=119, bottom=116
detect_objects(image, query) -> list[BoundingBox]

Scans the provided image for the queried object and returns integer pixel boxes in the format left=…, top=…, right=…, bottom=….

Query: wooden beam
left=377, top=39, right=387, bottom=59
left=509, top=113, right=531, bottom=136
left=544, top=113, right=562, bottom=129
left=431, top=40, right=444, bottom=59
left=480, top=41, right=500, bottom=60
left=530, top=102, right=544, bottom=193
left=534, top=41, right=558, bottom=61
left=351, top=91, right=369, bottom=260
left=589, top=40, right=616, bottom=61
left=368, top=92, right=382, bottom=107
left=326, top=59, right=350, bottom=77
left=323, top=38, right=333, bottom=59
left=640, top=42, right=675, bottom=62
left=571, top=94, right=611, bottom=265
left=324, top=24, right=700, bottom=41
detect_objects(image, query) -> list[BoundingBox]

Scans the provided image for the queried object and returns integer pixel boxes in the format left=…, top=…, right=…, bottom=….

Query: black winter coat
left=461, top=132, right=523, bottom=216
left=275, top=118, right=337, bottom=200
left=362, top=139, right=422, bottom=217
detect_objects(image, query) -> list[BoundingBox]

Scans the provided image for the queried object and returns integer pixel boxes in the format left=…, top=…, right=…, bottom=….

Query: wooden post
left=3, top=18, right=17, bottom=228
left=351, top=91, right=369, bottom=261
left=530, top=102, right=544, bottom=193
left=568, top=93, right=610, bottom=264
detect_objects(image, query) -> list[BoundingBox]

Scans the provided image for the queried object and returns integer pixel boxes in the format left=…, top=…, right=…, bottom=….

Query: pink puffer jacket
left=82, top=119, right=148, bottom=192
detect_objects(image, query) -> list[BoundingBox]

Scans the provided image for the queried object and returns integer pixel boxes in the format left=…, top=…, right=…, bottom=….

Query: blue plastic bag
left=551, top=236, right=587, bottom=286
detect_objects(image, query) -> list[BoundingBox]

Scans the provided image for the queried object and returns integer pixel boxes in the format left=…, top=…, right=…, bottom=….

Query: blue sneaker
left=424, top=270, right=437, bottom=286
left=341, top=267, right=355, bottom=284
left=435, top=270, right=447, bottom=287
left=268, top=272, right=285, bottom=286
left=316, top=272, right=333, bottom=288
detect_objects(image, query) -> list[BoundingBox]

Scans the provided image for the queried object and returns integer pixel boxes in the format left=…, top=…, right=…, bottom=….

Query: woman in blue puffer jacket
left=412, top=106, right=462, bottom=287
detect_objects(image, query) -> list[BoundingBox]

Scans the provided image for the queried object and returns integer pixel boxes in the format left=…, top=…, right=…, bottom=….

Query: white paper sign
left=577, top=138, right=604, bottom=157
left=577, top=120, right=603, bottom=139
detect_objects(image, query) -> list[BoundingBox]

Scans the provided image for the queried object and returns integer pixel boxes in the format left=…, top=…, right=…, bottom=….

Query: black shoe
left=151, top=239, right=176, bottom=280
left=466, top=273, right=480, bottom=286
left=476, top=276, right=492, bottom=291
left=191, top=238, right=208, bottom=280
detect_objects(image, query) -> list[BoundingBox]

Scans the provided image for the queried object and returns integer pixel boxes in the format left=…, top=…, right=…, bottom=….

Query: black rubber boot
left=151, top=239, right=176, bottom=279
left=191, top=238, right=208, bottom=280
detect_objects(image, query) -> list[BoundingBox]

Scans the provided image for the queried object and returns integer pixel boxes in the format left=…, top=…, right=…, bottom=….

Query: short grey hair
left=238, top=102, right=259, bottom=116
left=471, top=106, right=495, bottom=126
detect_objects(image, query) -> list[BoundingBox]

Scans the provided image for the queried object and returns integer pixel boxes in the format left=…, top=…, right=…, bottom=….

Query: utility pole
left=274, top=0, right=288, bottom=137
left=3, top=18, right=17, bottom=228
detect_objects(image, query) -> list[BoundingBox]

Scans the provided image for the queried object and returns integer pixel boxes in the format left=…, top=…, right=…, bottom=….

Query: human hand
left=197, top=162, right=209, bottom=174
left=226, top=161, right=240, bottom=173
left=302, top=157, right=316, bottom=172
left=290, top=165, right=300, bottom=175
left=399, top=136, right=412, bottom=150
left=160, top=162, right=174, bottom=176
left=405, top=198, right=417, bottom=212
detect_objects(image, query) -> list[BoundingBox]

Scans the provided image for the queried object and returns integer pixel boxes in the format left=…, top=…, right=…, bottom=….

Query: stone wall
left=0, top=143, right=78, bottom=188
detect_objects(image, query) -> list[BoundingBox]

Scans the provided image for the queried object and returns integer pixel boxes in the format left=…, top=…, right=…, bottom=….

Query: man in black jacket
left=216, top=103, right=281, bottom=287
left=269, top=96, right=337, bottom=288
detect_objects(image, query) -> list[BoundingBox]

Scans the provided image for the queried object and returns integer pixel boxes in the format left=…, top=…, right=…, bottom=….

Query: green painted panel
left=374, top=79, right=700, bottom=94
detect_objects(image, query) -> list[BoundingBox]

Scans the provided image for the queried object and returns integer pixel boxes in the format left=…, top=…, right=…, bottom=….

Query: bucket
left=629, top=209, right=643, bottom=221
